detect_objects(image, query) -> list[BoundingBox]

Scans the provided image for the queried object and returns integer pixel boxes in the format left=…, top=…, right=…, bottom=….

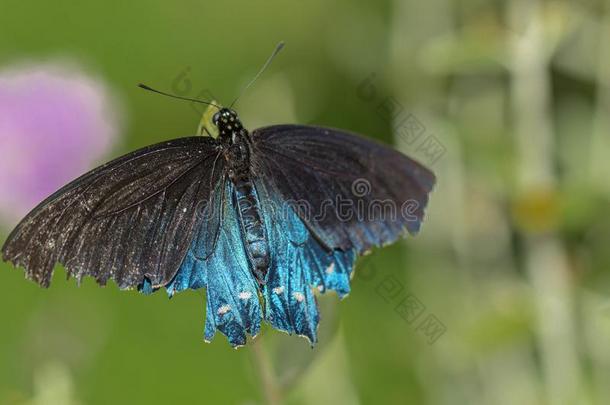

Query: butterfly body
left=233, top=172, right=270, bottom=285
left=2, top=104, right=436, bottom=346
left=212, top=107, right=270, bottom=285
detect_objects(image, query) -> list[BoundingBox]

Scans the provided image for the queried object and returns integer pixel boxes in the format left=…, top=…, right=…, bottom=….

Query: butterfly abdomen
left=233, top=173, right=270, bottom=285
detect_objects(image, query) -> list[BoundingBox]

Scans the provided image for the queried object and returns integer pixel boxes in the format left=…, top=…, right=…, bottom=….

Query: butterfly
left=1, top=44, right=435, bottom=347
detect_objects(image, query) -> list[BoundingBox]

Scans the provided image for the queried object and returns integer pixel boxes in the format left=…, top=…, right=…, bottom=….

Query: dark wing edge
left=1, top=136, right=225, bottom=290
left=250, top=124, right=435, bottom=254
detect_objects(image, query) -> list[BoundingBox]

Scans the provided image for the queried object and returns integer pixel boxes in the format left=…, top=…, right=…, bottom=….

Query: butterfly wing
left=254, top=179, right=356, bottom=344
left=1, top=137, right=225, bottom=290
left=250, top=124, right=435, bottom=254
left=166, top=181, right=262, bottom=347
left=248, top=125, right=434, bottom=344
left=165, top=176, right=357, bottom=346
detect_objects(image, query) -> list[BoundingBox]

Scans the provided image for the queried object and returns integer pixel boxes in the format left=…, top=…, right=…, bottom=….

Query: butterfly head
left=213, top=108, right=243, bottom=138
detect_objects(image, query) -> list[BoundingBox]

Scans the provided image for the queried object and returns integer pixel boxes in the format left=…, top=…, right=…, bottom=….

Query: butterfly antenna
left=229, top=41, right=285, bottom=109
left=138, top=83, right=222, bottom=109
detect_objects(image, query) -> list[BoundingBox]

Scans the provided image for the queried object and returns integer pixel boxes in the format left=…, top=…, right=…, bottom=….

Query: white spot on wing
left=238, top=291, right=252, bottom=300
left=272, top=286, right=284, bottom=295
left=292, top=292, right=305, bottom=302
left=326, top=262, right=335, bottom=274
left=217, top=304, right=231, bottom=315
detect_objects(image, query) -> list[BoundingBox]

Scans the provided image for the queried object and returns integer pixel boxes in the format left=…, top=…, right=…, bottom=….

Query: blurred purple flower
left=0, top=62, right=120, bottom=227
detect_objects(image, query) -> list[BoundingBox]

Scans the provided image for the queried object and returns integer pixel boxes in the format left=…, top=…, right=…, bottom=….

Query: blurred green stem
left=251, top=337, right=282, bottom=405
left=590, top=5, right=610, bottom=190
left=509, top=0, right=584, bottom=403
left=588, top=5, right=610, bottom=403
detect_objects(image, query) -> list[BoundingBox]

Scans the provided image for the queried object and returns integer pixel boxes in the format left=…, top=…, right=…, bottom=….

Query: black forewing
left=250, top=125, right=435, bottom=253
left=2, top=137, right=225, bottom=289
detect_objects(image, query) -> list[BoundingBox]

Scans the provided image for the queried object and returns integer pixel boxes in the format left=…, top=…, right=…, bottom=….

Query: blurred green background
left=2, top=0, right=610, bottom=404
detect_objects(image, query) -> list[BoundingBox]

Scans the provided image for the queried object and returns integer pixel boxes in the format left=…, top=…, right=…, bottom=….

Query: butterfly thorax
left=214, top=108, right=270, bottom=285
left=223, top=133, right=251, bottom=181
left=214, top=108, right=250, bottom=178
